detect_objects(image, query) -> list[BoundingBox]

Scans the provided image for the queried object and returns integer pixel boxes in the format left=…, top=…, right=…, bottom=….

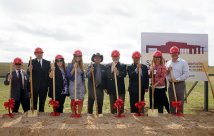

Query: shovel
left=134, top=63, right=145, bottom=116
left=113, top=63, right=125, bottom=118
left=27, top=56, right=38, bottom=117
left=3, top=62, right=15, bottom=118
left=91, top=63, right=99, bottom=117
left=148, top=60, right=158, bottom=117
left=202, top=63, right=214, bottom=99
left=70, top=63, right=81, bottom=118
left=170, top=70, right=183, bottom=116
left=49, top=61, right=60, bottom=116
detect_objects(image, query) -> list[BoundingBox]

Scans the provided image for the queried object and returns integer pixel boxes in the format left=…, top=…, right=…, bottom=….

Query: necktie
left=18, top=70, right=23, bottom=90
left=38, top=60, right=42, bottom=68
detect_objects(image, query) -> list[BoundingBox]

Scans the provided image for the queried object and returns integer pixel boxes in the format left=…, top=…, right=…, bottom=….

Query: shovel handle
left=8, top=62, right=12, bottom=99
left=170, top=70, right=178, bottom=102
left=170, top=69, right=178, bottom=114
left=138, top=64, right=141, bottom=102
left=113, top=64, right=119, bottom=115
left=91, top=63, right=98, bottom=115
left=74, top=64, right=77, bottom=100
left=52, top=61, right=56, bottom=101
left=29, top=57, right=34, bottom=111
left=151, top=60, right=155, bottom=110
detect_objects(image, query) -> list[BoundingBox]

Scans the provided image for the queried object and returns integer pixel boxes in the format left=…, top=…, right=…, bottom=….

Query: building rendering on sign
left=146, top=41, right=205, bottom=54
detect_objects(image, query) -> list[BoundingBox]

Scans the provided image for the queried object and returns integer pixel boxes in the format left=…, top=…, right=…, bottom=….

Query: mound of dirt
left=0, top=112, right=214, bottom=136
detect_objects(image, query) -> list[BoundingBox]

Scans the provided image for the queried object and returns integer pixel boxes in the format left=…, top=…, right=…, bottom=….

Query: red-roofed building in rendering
left=146, top=41, right=205, bottom=54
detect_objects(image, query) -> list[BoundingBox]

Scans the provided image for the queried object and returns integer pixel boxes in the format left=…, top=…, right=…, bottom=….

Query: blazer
left=28, top=58, right=50, bottom=92
left=49, top=66, right=69, bottom=100
left=105, top=62, right=127, bottom=95
left=127, top=63, right=149, bottom=94
left=4, top=70, right=29, bottom=101
left=86, top=64, right=107, bottom=98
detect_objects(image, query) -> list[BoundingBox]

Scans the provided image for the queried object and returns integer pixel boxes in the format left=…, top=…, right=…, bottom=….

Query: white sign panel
left=141, top=32, right=208, bottom=81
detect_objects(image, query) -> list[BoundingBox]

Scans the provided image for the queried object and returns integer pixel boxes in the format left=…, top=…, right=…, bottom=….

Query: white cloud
left=0, top=0, right=214, bottom=65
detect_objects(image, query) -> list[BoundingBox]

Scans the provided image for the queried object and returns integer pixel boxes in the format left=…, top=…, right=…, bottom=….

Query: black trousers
left=13, top=91, right=30, bottom=113
left=88, top=87, right=104, bottom=114
left=149, top=87, right=169, bottom=113
left=33, top=88, right=48, bottom=112
left=56, top=94, right=67, bottom=113
left=109, top=94, right=125, bottom=114
left=88, top=97, right=103, bottom=114
left=129, top=91, right=145, bottom=113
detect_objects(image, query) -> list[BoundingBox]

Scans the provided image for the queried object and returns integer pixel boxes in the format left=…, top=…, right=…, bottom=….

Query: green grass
left=0, top=77, right=214, bottom=114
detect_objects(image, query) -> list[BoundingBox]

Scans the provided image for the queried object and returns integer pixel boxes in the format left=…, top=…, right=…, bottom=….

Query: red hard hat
left=55, top=54, right=64, bottom=60
left=13, top=57, right=23, bottom=65
left=73, top=50, right=82, bottom=56
left=132, top=51, right=141, bottom=58
left=111, top=50, right=120, bottom=57
left=34, top=47, right=44, bottom=53
left=153, top=50, right=162, bottom=57
left=170, top=46, right=179, bottom=54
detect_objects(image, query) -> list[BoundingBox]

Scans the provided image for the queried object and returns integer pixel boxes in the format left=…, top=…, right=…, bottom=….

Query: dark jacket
left=127, top=63, right=149, bottom=94
left=86, top=64, right=107, bottom=98
left=48, top=66, right=69, bottom=100
left=28, top=58, right=50, bottom=92
left=105, top=62, right=127, bottom=95
left=4, top=70, right=29, bottom=101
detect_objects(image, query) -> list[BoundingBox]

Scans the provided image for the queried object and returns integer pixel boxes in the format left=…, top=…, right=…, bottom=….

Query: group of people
left=4, top=46, right=189, bottom=116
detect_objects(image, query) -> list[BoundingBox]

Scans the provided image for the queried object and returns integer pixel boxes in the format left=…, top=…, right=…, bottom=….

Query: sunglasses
left=154, top=57, right=161, bottom=59
left=15, top=64, right=22, bottom=65
left=56, top=59, right=64, bottom=62
left=74, top=55, right=82, bottom=58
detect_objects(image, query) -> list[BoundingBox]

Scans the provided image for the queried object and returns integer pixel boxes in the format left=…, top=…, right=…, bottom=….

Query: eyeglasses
left=56, top=59, right=63, bottom=62
left=154, top=57, right=161, bottom=59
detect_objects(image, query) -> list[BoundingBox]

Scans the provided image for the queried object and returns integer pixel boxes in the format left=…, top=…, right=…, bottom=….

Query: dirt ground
left=0, top=112, right=214, bottom=136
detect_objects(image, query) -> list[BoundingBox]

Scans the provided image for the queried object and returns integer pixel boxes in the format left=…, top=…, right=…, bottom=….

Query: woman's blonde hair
left=72, top=56, right=84, bottom=71
left=153, top=56, right=165, bottom=65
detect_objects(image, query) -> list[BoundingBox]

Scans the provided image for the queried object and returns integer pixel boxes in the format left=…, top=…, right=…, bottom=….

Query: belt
left=169, top=81, right=184, bottom=84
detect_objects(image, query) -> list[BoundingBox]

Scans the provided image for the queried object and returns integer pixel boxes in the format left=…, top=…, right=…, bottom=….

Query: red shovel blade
left=70, top=113, right=81, bottom=118
left=50, top=112, right=60, bottom=116
left=115, top=114, right=125, bottom=118
left=176, top=113, right=184, bottom=117
left=3, top=113, right=14, bottom=118
left=134, top=113, right=144, bottom=116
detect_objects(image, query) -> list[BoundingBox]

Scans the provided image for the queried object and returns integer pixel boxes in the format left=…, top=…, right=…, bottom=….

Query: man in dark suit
left=105, top=50, right=127, bottom=114
left=28, top=47, right=50, bottom=112
left=127, top=51, right=149, bottom=113
left=86, top=53, right=107, bottom=116
left=4, top=57, right=30, bottom=113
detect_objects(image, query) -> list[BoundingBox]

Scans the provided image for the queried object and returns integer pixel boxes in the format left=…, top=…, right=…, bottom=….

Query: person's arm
left=142, top=65, right=149, bottom=90
left=4, top=73, right=10, bottom=85
left=127, top=66, right=137, bottom=80
left=176, top=60, right=189, bottom=81
left=86, top=64, right=92, bottom=78
left=66, top=63, right=75, bottom=81
left=118, top=64, right=127, bottom=78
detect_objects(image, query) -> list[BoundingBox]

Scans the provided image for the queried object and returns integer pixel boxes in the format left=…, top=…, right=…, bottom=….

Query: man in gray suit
left=86, top=53, right=107, bottom=116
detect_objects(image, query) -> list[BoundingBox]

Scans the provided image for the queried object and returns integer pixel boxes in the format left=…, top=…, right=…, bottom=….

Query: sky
left=0, top=0, right=214, bottom=65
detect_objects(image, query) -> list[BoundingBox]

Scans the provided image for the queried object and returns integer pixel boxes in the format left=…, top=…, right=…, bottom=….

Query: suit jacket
left=49, top=66, right=69, bottom=100
left=127, top=63, right=149, bottom=94
left=28, top=58, right=50, bottom=92
left=86, top=64, right=107, bottom=98
left=4, top=70, right=29, bottom=101
left=105, top=62, right=127, bottom=95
